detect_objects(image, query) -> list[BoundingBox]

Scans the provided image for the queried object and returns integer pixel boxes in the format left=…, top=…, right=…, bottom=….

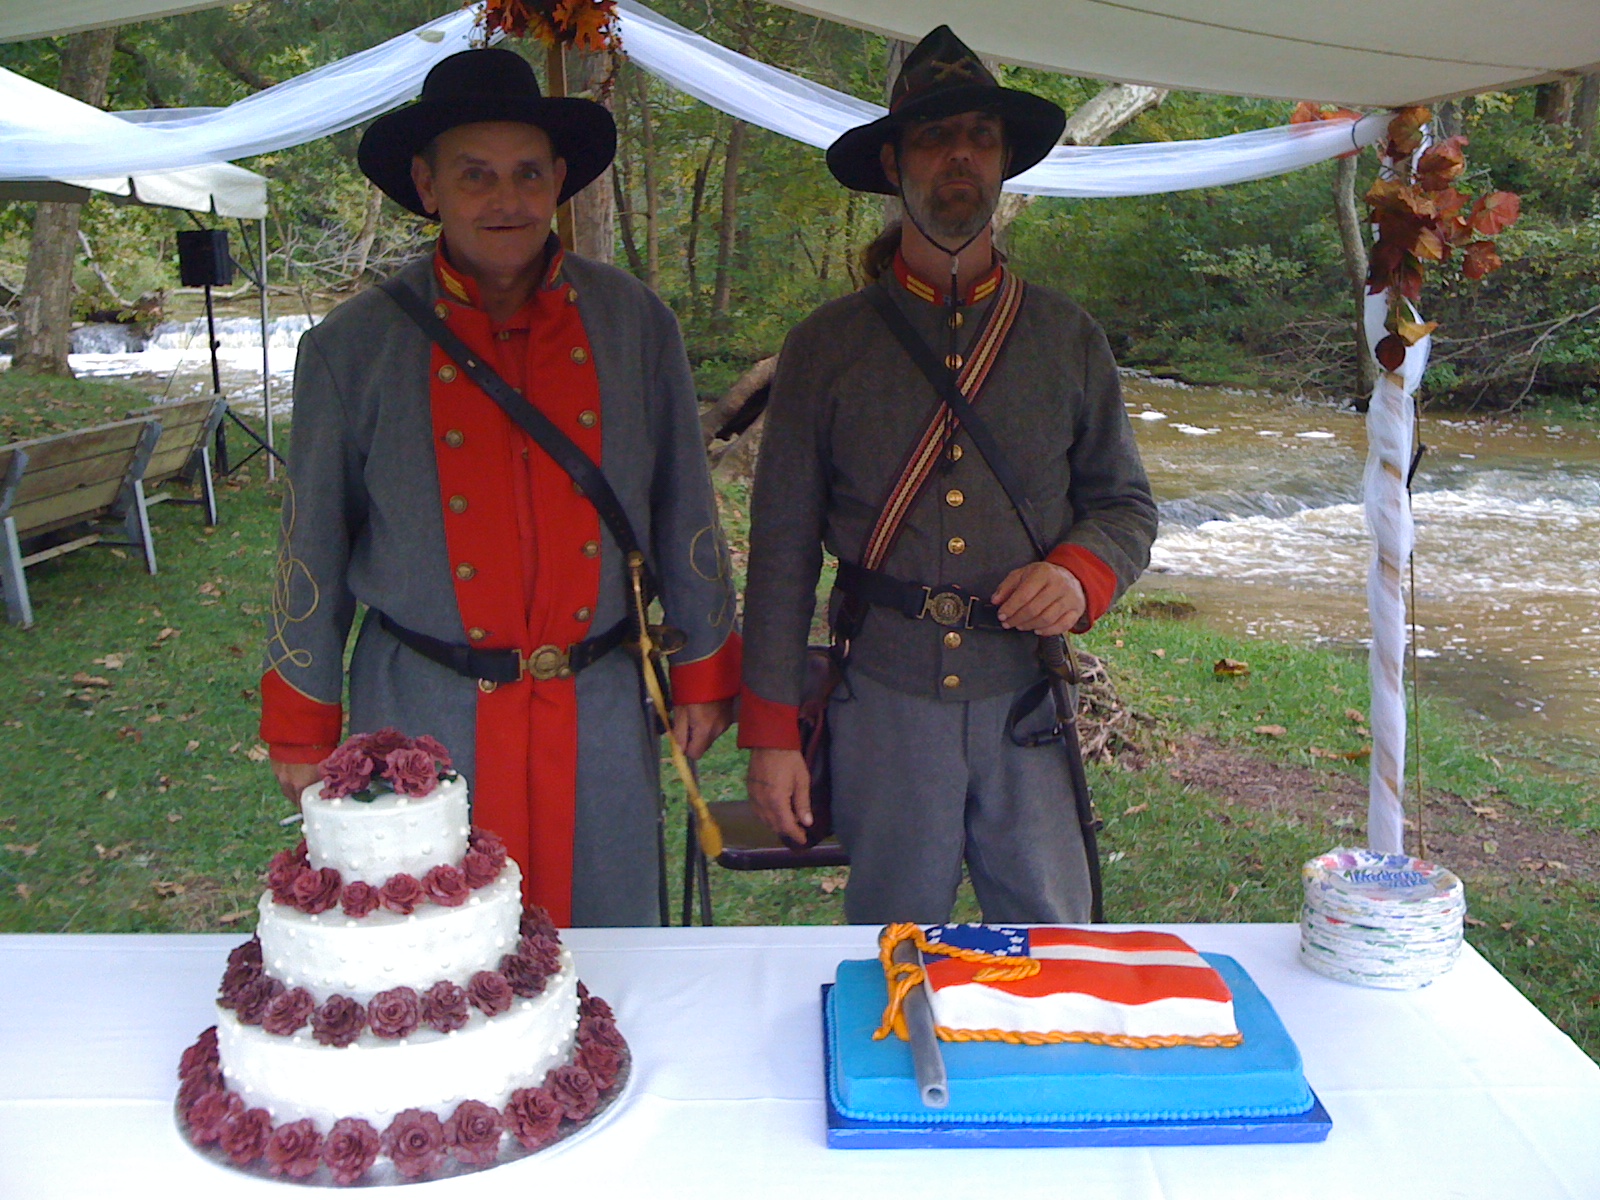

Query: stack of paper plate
left=1299, top=848, right=1465, bottom=989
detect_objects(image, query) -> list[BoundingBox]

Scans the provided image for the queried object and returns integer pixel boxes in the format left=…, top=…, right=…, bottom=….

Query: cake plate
left=179, top=1045, right=632, bottom=1187
left=821, top=985, right=1331, bottom=1150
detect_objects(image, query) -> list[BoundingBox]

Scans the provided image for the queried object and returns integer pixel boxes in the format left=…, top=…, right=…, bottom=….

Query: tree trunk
left=1535, top=79, right=1578, bottom=126
left=684, top=137, right=716, bottom=309
left=1433, top=99, right=1462, bottom=140
left=1574, top=74, right=1599, bottom=154
left=566, top=49, right=615, bottom=263
left=1334, top=152, right=1378, bottom=398
left=992, top=83, right=1167, bottom=246
left=635, top=69, right=661, bottom=291
left=348, top=183, right=384, bottom=285
left=712, top=119, right=746, bottom=321
left=13, top=28, right=117, bottom=377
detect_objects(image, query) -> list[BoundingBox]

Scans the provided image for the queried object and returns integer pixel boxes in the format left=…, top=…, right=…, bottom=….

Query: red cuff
left=670, top=632, right=743, bottom=706
left=1046, top=543, right=1118, bottom=633
left=736, top=685, right=802, bottom=751
left=260, top=669, right=343, bottom=757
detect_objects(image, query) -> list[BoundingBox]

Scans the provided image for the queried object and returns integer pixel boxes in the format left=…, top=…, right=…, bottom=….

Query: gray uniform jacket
left=742, top=268, right=1157, bottom=714
left=265, top=253, right=739, bottom=784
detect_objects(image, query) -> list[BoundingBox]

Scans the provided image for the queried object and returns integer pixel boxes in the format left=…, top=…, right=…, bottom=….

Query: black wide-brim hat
left=827, top=26, right=1065, bottom=196
left=358, top=48, right=617, bottom=217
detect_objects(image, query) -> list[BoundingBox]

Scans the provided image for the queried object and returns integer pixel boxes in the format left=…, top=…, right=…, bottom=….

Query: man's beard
left=901, top=165, right=1000, bottom=245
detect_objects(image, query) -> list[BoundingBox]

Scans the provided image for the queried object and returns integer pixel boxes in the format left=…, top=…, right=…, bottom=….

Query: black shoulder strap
left=379, top=278, right=655, bottom=594
left=864, top=283, right=1048, bottom=561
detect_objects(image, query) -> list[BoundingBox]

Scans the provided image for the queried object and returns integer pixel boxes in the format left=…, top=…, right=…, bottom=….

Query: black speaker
left=177, top=229, right=234, bottom=287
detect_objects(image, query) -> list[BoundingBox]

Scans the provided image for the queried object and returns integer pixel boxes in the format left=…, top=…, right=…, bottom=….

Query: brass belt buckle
left=522, top=644, right=573, bottom=681
left=920, top=586, right=972, bottom=628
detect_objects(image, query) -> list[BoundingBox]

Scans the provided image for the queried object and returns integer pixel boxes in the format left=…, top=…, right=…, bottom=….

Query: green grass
left=0, top=369, right=153, bottom=443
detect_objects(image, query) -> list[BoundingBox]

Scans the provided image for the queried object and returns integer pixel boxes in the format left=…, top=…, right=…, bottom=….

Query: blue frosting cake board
left=822, top=950, right=1332, bottom=1149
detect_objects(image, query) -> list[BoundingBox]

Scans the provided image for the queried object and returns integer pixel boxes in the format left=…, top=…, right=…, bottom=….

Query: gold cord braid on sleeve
left=871, top=922, right=1244, bottom=1050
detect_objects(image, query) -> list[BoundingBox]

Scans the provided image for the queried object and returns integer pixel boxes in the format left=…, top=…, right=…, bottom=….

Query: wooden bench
left=1, top=417, right=162, bottom=628
left=126, top=395, right=226, bottom=526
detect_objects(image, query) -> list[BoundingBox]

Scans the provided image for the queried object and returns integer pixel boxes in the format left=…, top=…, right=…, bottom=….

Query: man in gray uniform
left=740, top=27, right=1156, bottom=924
left=260, top=49, right=741, bottom=927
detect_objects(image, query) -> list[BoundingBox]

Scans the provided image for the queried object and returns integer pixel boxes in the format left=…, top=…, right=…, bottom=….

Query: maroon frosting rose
left=579, top=1014, right=625, bottom=1054
left=421, top=980, right=470, bottom=1033
left=227, top=936, right=263, bottom=971
left=322, top=1117, right=381, bottom=1185
left=262, top=987, right=316, bottom=1037
left=518, top=903, right=555, bottom=940
left=578, top=982, right=613, bottom=1023
left=235, top=975, right=286, bottom=1026
left=383, top=1108, right=447, bottom=1180
left=290, top=865, right=342, bottom=915
left=519, top=934, right=561, bottom=976
left=264, top=1118, right=324, bottom=1179
left=444, top=1099, right=504, bottom=1165
left=357, top=727, right=410, bottom=759
left=499, top=953, right=549, bottom=999
left=368, top=986, right=422, bottom=1040
left=578, top=1039, right=624, bottom=1090
left=382, top=746, right=439, bottom=797
left=379, top=872, right=425, bottom=915
left=310, top=994, right=367, bottom=1047
left=340, top=879, right=380, bottom=918
left=186, top=1089, right=242, bottom=1146
left=412, top=734, right=453, bottom=772
left=423, top=863, right=470, bottom=908
left=178, top=1072, right=222, bottom=1116
left=318, top=742, right=376, bottom=799
left=503, top=1086, right=563, bottom=1150
left=178, top=1026, right=220, bottom=1083
left=546, top=1064, right=600, bottom=1122
left=217, top=957, right=262, bottom=1011
left=265, top=849, right=301, bottom=903
left=461, top=849, right=500, bottom=890
left=467, top=970, right=513, bottom=1017
left=473, top=828, right=509, bottom=870
left=221, top=1106, right=273, bottom=1165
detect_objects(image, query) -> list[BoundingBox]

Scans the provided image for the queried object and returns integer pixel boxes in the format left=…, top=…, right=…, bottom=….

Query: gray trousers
left=828, top=668, right=1092, bottom=926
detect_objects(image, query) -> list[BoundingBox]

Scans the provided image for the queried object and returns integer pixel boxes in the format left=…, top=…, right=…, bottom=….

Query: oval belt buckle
left=526, top=644, right=571, bottom=681
left=922, top=587, right=969, bottom=628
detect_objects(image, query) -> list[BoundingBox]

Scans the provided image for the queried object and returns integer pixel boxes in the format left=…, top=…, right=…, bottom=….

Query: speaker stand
left=202, top=282, right=284, bottom=478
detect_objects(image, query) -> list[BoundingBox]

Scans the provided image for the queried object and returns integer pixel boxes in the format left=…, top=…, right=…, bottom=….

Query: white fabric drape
left=0, top=1, right=1386, bottom=199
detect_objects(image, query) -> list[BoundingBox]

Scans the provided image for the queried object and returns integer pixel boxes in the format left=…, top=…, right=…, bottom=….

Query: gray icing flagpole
left=890, top=935, right=948, bottom=1108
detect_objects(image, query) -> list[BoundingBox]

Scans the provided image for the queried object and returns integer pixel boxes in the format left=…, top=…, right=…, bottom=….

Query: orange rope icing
left=871, top=923, right=1244, bottom=1049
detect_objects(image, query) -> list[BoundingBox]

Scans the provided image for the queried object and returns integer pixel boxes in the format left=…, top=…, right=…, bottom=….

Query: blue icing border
left=828, top=953, right=1314, bottom=1125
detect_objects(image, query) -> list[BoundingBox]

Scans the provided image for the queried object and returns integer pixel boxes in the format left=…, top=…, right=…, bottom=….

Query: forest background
left=2, top=0, right=1599, bottom=410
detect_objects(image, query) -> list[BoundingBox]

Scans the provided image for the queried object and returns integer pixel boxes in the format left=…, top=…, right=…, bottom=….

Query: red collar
left=892, top=249, right=1002, bottom=306
left=432, top=235, right=567, bottom=320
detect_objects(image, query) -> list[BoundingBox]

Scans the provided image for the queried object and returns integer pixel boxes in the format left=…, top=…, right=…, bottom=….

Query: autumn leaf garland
left=478, top=0, right=621, bottom=52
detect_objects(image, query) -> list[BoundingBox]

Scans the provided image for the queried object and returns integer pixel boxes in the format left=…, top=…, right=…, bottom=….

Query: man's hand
left=747, top=747, right=812, bottom=845
left=992, top=561, right=1086, bottom=636
left=670, top=698, right=735, bottom=761
left=272, top=760, right=322, bottom=807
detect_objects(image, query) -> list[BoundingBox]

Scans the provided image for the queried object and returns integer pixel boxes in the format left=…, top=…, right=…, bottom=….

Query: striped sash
left=858, top=270, right=1025, bottom=571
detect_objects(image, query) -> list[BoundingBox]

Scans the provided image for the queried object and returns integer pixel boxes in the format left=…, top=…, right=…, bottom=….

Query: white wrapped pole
left=1361, top=287, right=1429, bottom=854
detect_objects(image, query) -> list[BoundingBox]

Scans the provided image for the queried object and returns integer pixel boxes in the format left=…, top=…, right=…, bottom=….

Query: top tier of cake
left=298, top=776, right=470, bottom=884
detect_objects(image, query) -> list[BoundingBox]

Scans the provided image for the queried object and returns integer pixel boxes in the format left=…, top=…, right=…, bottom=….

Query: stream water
left=34, top=323, right=1600, bottom=759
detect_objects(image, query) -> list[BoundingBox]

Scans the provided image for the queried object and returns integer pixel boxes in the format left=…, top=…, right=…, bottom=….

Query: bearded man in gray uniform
left=740, top=27, right=1156, bottom=925
left=260, top=49, right=741, bottom=927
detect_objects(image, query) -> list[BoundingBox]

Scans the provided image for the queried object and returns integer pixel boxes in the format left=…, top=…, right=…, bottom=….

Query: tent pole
left=259, top=216, right=274, bottom=482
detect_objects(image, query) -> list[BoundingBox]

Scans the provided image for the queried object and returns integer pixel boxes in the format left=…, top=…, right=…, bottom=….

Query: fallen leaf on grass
left=14, top=884, right=31, bottom=900
left=145, top=714, right=163, bottom=724
left=1483, top=840, right=1499, bottom=855
left=1213, top=658, right=1250, bottom=677
left=1500, top=921, right=1515, bottom=930
left=102, top=788, right=117, bottom=801
left=198, top=581, right=222, bottom=598
left=116, top=726, right=143, bottom=744
left=166, top=812, right=182, bottom=824
left=4, top=843, right=40, bottom=857
left=1468, top=804, right=1501, bottom=820
left=1226, top=883, right=1241, bottom=901
left=1150, top=648, right=1166, bottom=658
left=245, top=744, right=270, bottom=763
left=227, top=742, right=242, bottom=754
left=153, top=880, right=186, bottom=898
left=1104, top=851, right=1127, bottom=864
left=218, top=910, right=251, bottom=925
left=109, top=548, right=127, bottom=560
left=153, top=627, right=180, bottom=645
left=75, top=869, right=95, bottom=886
left=1310, top=745, right=1371, bottom=761
left=95, top=842, right=131, bottom=860
left=3, top=719, right=21, bottom=729
left=185, top=740, right=200, bottom=753
left=0, top=818, right=15, bottom=830
left=1122, top=803, right=1150, bottom=816
left=1344, top=708, right=1367, bottom=724
left=1464, top=916, right=1487, bottom=928
left=1254, top=724, right=1287, bottom=737
left=71, top=673, right=112, bottom=688
left=93, top=653, right=126, bottom=670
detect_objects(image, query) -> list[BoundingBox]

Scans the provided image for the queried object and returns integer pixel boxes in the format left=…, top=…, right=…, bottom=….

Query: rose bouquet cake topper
left=318, top=729, right=456, bottom=801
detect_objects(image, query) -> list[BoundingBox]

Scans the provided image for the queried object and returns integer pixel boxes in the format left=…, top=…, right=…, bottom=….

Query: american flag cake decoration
left=875, top=923, right=1244, bottom=1049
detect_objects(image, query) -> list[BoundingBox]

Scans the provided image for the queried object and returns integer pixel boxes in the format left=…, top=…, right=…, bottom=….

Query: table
left=3, top=924, right=1597, bottom=1198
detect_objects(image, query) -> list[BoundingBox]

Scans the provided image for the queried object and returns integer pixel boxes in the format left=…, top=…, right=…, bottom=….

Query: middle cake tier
left=257, top=862, right=524, bottom=1002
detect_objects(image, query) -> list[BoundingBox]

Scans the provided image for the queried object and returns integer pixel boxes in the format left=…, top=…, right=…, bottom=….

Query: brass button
left=438, top=364, right=458, bottom=383
left=478, top=678, right=498, bottom=694
left=575, top=606, right=592, bottom=622
left=577, top=410, right=597, bottom=428
left=567, top=287, right=579, bottom=303
left=944, top=631, right=963, bottom=649
left=444, top=429, right=465, bottom=448
left=949, top=311, right=965, bottom=329
left=448, top=494, right=468, bottom=514
left=945, top=353, right=963, bottom=370
left=496, top=330, right=513, bottom=342
left=945, top=488, right=965, bottom=508
left=467, top=627, right=487, bottom=642
left=942, top=674, right=961, bottom=690
left=582, top=540, right=600, bottom=558
left=570, top=346, right=589, bottom=364
left=948, top=443, right=964, bottom=463
left=434, top=302, right=450, bottom=319
left=947, top=537, right=966, bottom=555
left=455, top=562, right=476, bottom=580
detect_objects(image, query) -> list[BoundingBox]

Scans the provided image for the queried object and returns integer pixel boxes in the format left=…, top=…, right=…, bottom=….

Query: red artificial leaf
left=1375, top=333, right=1408, bottom=372
left=1416, top=137, right=1468, bottom=191
left=1385, top=106, right=1431, bottom=158
left=1433, top=187, right=1470, bottom=220
left=1470, top=191, right=1521, bottom=236
left=1395, top=257, right=1425, bottom=301
left=1367, top=240, right=1404, bottom=292
left=1290, top=100, right=1324, bottom=125
left=1413, top=224, right=1448, bottom=263
left=1462, top=240, right=1504, bottom=280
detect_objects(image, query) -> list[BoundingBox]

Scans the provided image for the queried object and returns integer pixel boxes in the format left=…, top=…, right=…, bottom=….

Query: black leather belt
left=375, top=611, right=628, bottom=686
left=834, top=560, right=1007, bottom=631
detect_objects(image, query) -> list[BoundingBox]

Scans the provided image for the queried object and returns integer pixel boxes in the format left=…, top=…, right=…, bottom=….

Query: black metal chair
left=681, top=802, right=849, bottom=925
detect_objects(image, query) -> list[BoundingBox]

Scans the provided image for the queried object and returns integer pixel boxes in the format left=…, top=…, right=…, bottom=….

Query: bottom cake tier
left=828, top=952, right=1315, bottom=1126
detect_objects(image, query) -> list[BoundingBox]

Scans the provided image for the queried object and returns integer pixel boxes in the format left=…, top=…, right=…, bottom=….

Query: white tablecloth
left=3, top=924, right=1597, bottom=1198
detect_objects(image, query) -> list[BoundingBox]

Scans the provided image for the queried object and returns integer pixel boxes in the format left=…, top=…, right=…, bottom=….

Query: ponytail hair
left=859, top=220, right=902, bottom=283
